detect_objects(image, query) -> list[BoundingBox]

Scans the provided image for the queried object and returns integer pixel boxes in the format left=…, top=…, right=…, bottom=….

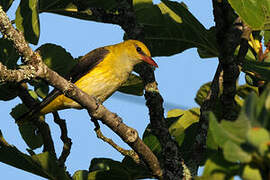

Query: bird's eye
left=136, top=47, right=142, bottom=53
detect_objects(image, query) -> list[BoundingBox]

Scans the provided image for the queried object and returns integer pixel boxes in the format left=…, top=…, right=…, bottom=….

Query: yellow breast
left=40, top=51, right=132, bottom=115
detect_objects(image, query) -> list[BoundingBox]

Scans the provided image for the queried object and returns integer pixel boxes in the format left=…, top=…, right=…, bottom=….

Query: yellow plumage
left=37, top=40, right=157, bottom=115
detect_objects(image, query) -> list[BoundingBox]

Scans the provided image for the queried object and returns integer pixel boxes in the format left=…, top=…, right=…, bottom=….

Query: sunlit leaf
left=246, top=127, right=270, bottom=148
left=228, top=0, right=270, bottom=30
left=133, top=0, right=218, bottom=57
left=15, top=0, right=40, bottom=44
left=241, top=164, right=262, bottom=180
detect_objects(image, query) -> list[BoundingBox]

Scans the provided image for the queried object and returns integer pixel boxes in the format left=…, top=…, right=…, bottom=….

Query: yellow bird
left=19, top=40, right=157, bottom=119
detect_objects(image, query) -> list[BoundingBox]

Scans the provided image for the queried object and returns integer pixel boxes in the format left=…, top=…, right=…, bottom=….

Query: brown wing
left=38, top=47, right=109, bottom=111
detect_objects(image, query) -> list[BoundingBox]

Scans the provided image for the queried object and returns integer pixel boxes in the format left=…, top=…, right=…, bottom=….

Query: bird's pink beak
left=141, top=55, right=158, bottom=67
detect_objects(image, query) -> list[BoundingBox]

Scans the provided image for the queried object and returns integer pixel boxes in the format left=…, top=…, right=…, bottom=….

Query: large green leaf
left=133, top=0, right=218, bottom=57
left=18, top=121, right=43, bottom=150
left=0, top=0, right=14, bottom=11
left=15, top=0, right=40, bottom=45
left=209, top=112, right=250, bottom=148
left=38, top=0, right=218, bottom=58
left=31, top=152, right=70, bottom=180
left=37, top=43, right=76, bottom=77
left=228, top=0, right=270, bottom=30
left=0, top=142, right=49, bottom=178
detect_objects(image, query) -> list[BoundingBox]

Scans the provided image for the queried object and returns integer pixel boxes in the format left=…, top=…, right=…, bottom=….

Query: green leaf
left=0, top=142, right=49, bottom=178
left=241, top=164, right=262, bottom=180
left=243, top=59, right=270, bottom=81
left=10, top=103, right=43, bottom=149
left=117, top=74, right=144, bottom=96
left=121, top=156, right=151, bottom=179
left=133, top=0, right=218, bottom=57
left=0, top=0, right=14, bottom=11
left=15, top=0, right=40, bottom=44
left=38, top=0, right=119, bottom=22
left=223, top=141, right=252, bottom=163
left=10, top=103, right=29, bottom=120
left=236, top=84, right=258, bottom=99
left=202, top=152, right=240, bottom=178
left=0, top=83, right=19, bottom=101
left=37, top=44, right=76, bottom=77
left=18, top=121, right=43, bottom=150
left=89, top=158, right=132, bottom=180
left=264, top=30, right=270, bottom=46
left=168, top=108, right=200, bottom=147
left=209, top=112, right=250, bottom=148
left=34, top=81, right=49, bottom=99
left=31, top=152, right=70, bottom=180
left=246, top=127, right=270, bottom=148
left=73, top=170, right=89, bottom=180
left=142, top=126, right=162, bottom=157
left=228, top=0, right=270, bottom=30
left=0, top=38, right=19, bottom=69
left=195, top=82, right=211, bottom=106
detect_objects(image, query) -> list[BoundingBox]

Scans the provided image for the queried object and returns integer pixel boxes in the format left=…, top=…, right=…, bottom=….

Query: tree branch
left=135, top=64, right=184, bottom=179
left=93, top=120, right=140, bottom=163
left=212, top=0, right=242, bottom=121
left=52, top=112, right=72, bottom=167
left=0, top=6, right=162, bottom=179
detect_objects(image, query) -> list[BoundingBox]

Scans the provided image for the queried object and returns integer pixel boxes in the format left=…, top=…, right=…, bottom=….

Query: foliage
left=1, top=0, right=270, bottom=179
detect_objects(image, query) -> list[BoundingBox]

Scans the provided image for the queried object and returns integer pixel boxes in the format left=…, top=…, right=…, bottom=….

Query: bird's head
left=120, top=40, right=158, bottom=67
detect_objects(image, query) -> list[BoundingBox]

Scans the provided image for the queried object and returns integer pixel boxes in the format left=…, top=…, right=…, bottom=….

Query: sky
left=0, top=0, right=219, bottom=179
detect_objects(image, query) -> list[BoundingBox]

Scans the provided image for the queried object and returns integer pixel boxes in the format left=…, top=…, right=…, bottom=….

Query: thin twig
left=53, top=112, right=72, bottom=167
left=95, top=126, right=140, bottom=163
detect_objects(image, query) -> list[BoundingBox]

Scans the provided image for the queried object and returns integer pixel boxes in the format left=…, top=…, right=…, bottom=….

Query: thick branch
left=135, top=64, right=183, bottom=179
left=0, top=6, right=162, bottom=178
left=212, top=0, right=242, bottom=120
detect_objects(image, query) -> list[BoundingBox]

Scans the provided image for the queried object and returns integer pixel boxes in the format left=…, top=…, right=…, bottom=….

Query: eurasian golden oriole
left=20, top=40, right=157, bottom=120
